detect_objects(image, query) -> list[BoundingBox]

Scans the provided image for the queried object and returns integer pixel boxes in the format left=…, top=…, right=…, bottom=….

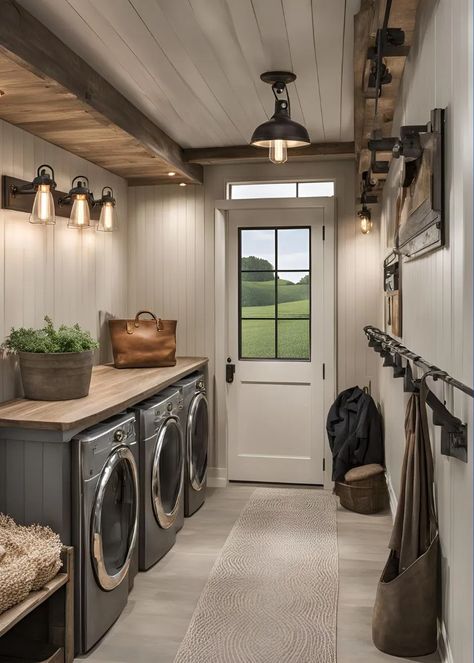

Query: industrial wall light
left=250, top=71, right=310, bottom=164
left=358, top=205, right=373, bottom=234
left=61, top=176, right=93, bottom=229
left=97, top=187, right=117, bottom=232
left=5, top=164, right=57, bottom=225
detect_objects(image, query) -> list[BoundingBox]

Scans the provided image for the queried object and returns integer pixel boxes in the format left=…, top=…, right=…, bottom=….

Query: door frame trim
left=214, top=197, right=336, bottom=490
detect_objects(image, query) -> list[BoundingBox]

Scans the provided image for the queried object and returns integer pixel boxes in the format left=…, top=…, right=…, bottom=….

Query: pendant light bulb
left=68, top=194, right=91, bottom=229
left=269, top=139, right=288, bottom=165
left=30, top=184, right=55, bottom=225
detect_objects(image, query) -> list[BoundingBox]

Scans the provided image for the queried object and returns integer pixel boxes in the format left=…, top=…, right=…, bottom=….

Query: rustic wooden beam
left=0, top=0, right=203, bottom=184
left=183, top=142, right=355, bottom=164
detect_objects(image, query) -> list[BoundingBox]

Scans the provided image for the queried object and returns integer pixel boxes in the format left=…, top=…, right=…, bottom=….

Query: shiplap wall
left=378, top=0, right=473, bottom=659
left=128, top=159, right=380, bottom=471
left=0, top=119, right=128, bottom=402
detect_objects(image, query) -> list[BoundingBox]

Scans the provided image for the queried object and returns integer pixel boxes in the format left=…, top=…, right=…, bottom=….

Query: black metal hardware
left=364, top=325, right=472, bottom=462
left=226, top=358, right=235, bottom=384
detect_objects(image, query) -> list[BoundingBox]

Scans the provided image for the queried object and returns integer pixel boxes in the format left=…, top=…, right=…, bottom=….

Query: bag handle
left=126, top=310, right=163, bottom=334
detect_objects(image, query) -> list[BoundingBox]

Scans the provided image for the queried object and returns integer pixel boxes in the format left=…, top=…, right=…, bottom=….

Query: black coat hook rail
left=364, top=325, right=472, bottom=462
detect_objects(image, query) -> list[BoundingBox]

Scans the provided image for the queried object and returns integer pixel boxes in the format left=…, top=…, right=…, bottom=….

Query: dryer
left=175, top=372, right=209, bottom=517
left=133, top=387, right=184, bottom=571
left=72, top=412, right=139, bottom=654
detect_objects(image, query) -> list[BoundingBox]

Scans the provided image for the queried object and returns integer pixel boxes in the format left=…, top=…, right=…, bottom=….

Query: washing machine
left=133, top=387, right=184, bottom=571
left=72, top=412, right=139, bottom=654
left=175, top=372, right=209, bottom=517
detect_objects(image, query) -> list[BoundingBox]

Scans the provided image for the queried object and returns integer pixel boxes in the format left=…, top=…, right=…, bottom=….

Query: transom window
left=229, top=180, right=334, bottom=200
left=239, top=227, right=311, bottom=361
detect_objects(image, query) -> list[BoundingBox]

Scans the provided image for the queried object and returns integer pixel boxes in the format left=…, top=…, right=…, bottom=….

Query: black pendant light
left=251, top=71, right=310, bottom=164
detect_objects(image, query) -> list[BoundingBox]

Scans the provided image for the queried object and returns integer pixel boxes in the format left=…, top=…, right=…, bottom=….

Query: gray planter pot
left=18, top=350, right=94, bottom=400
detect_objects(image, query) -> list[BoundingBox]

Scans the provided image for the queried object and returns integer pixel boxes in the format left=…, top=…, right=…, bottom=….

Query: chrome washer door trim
left=188, top=392, right=208, bottom=492
left=152, top=417, right=184, bottom=529
left=91, top=445, right=139, bottom=592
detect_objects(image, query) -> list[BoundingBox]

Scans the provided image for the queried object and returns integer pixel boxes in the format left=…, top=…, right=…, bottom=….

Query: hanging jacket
left=326, top=386, right=384, bottom=481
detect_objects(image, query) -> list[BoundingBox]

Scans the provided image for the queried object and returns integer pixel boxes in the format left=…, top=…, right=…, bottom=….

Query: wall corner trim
left=438, top=619, right=454, bottom=663
left=385, top=471, right=398, bottom=521
left=207, top=467, right=228, bottom=488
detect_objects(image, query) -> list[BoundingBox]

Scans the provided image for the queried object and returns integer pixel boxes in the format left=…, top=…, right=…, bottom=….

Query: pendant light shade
left=250, top=71, right=310, bottom=164
left=29, top=165, right=56, bottom=225
left=67, top=176, right=93, bottom=229
left=97, top=187, right=117, bottom=232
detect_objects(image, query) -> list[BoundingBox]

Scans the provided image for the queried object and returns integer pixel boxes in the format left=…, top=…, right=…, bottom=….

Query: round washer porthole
left=151, top=417, right=184, bottom=529
left=188, top=392, right=208, bottom=491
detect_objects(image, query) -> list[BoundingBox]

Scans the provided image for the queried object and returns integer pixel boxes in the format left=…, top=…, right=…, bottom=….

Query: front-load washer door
left=188, top=393, right=209, bottom=491
left=91, top=446, right=138, bottom=591
left=152, top=417, right=184, bottom=529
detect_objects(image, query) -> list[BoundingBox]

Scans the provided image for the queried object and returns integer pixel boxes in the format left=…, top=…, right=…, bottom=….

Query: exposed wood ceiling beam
left=183, top=142, right=355, bottom=165
left=0, top=0, right=203, bottom=184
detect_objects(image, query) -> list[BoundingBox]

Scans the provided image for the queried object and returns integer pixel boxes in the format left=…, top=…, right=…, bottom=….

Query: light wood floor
left=80, top=485, right=440, bottom=662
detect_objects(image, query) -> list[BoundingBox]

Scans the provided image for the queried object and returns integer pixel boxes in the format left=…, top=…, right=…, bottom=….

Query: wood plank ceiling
left=16, top=0, right=361, bottom=150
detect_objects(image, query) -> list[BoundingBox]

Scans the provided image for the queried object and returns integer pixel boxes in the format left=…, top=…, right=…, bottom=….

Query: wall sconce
left=250, top=71, right=310, bottom=164
left=358, top=205, right=373, bottom=234
left=2, top=170, right=117, bottom=231
left=60, top=176, right=93, bottom=229
left=4, top=164, right=57, bottom=225
left=97, top=187, right=117, bottom=232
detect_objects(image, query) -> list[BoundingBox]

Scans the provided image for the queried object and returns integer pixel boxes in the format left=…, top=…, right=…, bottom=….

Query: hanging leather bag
left=108, top=310, right=177, bottom=368
left=372, top=381, right=439, bottom=657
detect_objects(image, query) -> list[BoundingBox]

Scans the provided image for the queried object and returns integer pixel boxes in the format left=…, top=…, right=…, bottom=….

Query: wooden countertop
left=0, top=357, right=208, bottom=432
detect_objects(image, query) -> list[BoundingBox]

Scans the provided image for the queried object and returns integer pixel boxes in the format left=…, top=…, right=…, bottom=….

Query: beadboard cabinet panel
left=0, top=119, right=128, bottom=402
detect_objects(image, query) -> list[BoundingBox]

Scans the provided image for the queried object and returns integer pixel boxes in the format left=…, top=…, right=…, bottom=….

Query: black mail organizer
left=364, top=325, right=473, bottom=463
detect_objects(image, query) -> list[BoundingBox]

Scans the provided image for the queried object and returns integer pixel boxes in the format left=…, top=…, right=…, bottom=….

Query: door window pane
left=277, top=272, right=310, bottom=318
left=277, top=228, right=310, bottom=270
left=231, top=182, right=297, bottom=199
left=277, top=320, right=310, bottom=359
left=298, top=181, right=334, bottom=197
left=241, top=229, right=275, bottom=270
left=241, top=319, right=276, bottom=358
left=241, top=272, right=275, bottom=318
left=239, top=227, right=311, bottom=360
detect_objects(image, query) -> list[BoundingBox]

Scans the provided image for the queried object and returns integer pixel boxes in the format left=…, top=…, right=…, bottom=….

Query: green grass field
left=241, top=280, right=310, bottom=359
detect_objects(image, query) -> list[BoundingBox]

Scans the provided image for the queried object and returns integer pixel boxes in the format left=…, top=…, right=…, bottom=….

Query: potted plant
left=2, top=316, right=99, bottom=400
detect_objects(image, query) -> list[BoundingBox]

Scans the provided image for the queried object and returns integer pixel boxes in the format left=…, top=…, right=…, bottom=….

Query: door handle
left=226, top=359, right=235, bottom=384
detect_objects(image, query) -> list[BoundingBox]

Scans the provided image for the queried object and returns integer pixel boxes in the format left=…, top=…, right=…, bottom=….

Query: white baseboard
left=384, top=470, right=398, bottom=522
left=207, top=467, right=228, bottom=488
left=438, top=619, right=454, bottom=663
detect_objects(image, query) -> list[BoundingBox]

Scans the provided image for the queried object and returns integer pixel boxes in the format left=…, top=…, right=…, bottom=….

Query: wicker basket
left=0, top=514, right=62, bottom=614
left=335, top=472, right=389, bottom=514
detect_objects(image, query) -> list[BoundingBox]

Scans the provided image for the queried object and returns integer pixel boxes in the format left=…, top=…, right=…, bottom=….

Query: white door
left=226, top=200, right=335, bottom=484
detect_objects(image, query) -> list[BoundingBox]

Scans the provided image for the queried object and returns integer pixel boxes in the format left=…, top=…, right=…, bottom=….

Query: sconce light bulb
left=360, top=214, right=373, bottom=234
left=269, top=139, right=287, bottom=164
left=97, top=201, right=117, bottom=232
left=68, top=193, right=92, bottom=229
left=30, top=184, right=55, bottom=225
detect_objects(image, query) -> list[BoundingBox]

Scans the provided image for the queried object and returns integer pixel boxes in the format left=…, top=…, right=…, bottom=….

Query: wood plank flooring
left=79, top=485, right=440, bottom=662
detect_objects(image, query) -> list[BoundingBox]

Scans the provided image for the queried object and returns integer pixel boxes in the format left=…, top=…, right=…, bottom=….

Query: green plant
left=2, top=316, right=99, bottom=354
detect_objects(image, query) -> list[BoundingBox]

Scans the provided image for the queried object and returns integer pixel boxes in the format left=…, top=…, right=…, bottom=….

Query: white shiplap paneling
left=378, top=0, right=473, bottom=659
left=0, top=119, right=128, bottom=402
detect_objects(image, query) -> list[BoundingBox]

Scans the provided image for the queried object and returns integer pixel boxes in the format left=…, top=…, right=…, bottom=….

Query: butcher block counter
left=0, top=357, right=207, bottom=433
left=0, top=356, right=208, bottom=543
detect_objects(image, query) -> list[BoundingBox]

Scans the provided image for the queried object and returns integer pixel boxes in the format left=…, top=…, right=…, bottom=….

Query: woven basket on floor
left=335, top=470, right=389, bottom=515
left=0, top=514, right=62, bottom=614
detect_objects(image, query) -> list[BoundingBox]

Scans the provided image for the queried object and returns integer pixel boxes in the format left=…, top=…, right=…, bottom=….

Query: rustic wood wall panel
left=0, top=118, right=128, bottom=403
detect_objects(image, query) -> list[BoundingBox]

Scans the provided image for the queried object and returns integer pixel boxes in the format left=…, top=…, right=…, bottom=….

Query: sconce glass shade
left=97, top=201, right=117, bottom=232
left=358, top=206, right=373, bottom=234
left=68, top=194, right=92, bottom=229
left=269, top=139, right=288, bottom=165
left=30, top=184, right=55, bottom=225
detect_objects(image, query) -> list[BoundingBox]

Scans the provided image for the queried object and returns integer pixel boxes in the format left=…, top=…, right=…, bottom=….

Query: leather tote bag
left=372, top=381, right=439, bottom=657
left=108, top=310, right=177, bottom=368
